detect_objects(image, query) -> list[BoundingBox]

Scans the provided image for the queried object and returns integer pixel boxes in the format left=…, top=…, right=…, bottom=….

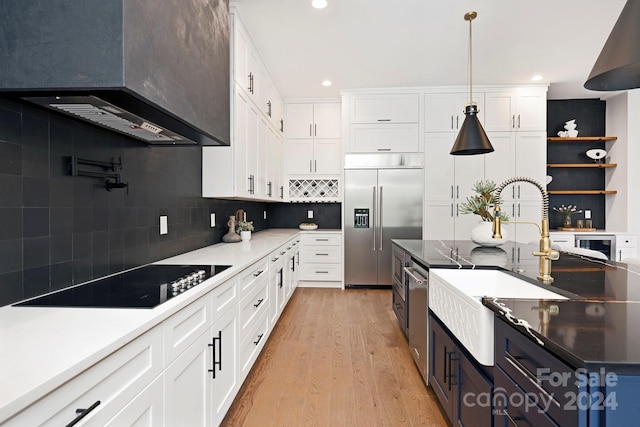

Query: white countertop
left=0, top=229, right=310, bottom=423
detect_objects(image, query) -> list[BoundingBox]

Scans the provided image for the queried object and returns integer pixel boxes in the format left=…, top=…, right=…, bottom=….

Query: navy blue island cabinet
left=494, top=316, right=640, bottom=426
left=429, top=313, right=494, bottom=426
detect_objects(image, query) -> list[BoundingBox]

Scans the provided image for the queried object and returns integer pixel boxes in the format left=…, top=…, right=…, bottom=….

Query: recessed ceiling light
left=321, top=80, right=332, bottom=87
left=531, top=75, right=543, bottom=81
left=312, top=0, right=328, bottom=9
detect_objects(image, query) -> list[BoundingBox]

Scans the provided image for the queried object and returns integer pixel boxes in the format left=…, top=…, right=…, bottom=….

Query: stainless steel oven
left=391, top=243, right=409, bottom=338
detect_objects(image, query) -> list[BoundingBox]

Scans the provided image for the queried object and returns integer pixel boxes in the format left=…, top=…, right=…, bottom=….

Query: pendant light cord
left=469, top=16, right=473, bottom=105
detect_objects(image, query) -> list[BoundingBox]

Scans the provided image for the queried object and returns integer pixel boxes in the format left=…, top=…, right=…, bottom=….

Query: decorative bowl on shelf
left=299, top=223, right=318, bottom=230
left=586, top=148, right=607, bottom=162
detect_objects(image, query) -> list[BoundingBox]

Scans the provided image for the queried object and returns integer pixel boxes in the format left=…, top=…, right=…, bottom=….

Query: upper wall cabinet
left=483, top=87, right=547, bottom=132
left=203, top=7, right=284, bottom=201
left=286, top=103, right=341, bottom=139
left=344, top=92, right=421, bottom=153
left=424, top=92, right=484, bottom=133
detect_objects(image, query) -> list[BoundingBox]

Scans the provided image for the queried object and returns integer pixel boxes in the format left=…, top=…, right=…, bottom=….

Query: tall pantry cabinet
left=202, top=6, right=285, bottom=201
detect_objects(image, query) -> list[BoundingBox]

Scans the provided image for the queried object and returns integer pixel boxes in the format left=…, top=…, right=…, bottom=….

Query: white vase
left=470, top=221, right=507, bottom=247
left=240, top=230, right=252, bottom=241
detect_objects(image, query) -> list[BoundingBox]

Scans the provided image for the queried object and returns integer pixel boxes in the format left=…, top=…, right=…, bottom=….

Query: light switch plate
left=585, top=210, right=591, bottom=219
left=210, top=213, right=216, bottom=227
left=160, top=216, right=168, bottom=235
left=307, top=210, right=314, bottom=219
left=263, top=210, right=267, bottom=220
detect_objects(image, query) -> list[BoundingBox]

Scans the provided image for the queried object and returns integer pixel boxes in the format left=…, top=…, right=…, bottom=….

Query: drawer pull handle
left=253, top=298, right=264, bottom=308
left=272, top=257, right=279, bottom=262
left=316, top=271, right=329, bottom=274
left=315, top=253, right=329, bottom=256
left=504, top=351, right=561, bottom=408
left=66, top=401, right=101, bottom=427
left=253, top=270, right=263, bottom=277
left=253, top=333, right=264, bottom=345
left=208, top=330, right=223, bottom=379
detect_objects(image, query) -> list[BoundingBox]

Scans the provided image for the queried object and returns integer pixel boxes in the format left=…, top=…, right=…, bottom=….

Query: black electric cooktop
left=14, top=264, right=231, bottom=309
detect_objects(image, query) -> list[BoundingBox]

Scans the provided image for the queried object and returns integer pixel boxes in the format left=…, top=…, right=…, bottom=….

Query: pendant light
left=450, top=11, right=494, bottom=155
left=584, top=0, right=640, bottom=91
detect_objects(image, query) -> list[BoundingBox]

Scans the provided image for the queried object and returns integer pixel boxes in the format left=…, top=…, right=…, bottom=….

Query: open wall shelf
left=547, top=163, right=617, bottom=168
left=547, top=136, right=617, bottom=142
left=548, top=190, right=617, bottom=195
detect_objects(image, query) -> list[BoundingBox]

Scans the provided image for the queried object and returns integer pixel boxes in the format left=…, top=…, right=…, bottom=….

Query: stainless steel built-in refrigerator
left=344, top=154, right=423, bottom=287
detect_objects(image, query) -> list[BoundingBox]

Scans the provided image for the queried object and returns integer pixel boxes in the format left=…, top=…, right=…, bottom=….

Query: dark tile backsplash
left=0, top=96, right=342, bottom=306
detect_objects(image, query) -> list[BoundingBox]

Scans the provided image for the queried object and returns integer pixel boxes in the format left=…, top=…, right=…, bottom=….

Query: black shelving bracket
left=69, top=156, right=129, bottom=194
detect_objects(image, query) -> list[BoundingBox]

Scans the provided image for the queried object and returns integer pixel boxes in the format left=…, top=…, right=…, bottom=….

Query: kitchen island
left=393, top=239, right=640, bottom=426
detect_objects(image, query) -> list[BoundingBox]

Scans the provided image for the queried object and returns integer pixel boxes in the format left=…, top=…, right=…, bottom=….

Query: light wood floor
left=221, top=288, right=447, bottom=427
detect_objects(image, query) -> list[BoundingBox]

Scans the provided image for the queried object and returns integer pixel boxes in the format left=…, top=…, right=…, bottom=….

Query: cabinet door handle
left=253, top=298, right=264, bottom=308
left=456, top=203, right=459, bottom=217
left=518, top=204, right=521, bottom=217
left=278, top=269, right=283, bottom=288
left=267, top=100, right=272, bottom=117
left=253, top=333, right=264, bottom=345
left=66, top=401, right=101, bottom=427
left=253, top=270, right=263, bottom=277
left=517, top=185, right=521, bottom=199
left=280, top=118, right=284, bottom=132
left=314, top=160, right=317, bottom=172
left=451, top=115, right=454, bottom=130
left=280, top=185, right=284, bottom=199
left=446, top=350, right=458, bottom=390
left=450, top=203, right=454, bottom=217
left=309, top=160, right=313, bottom=172
left=517, top=114, right=521, bottom=128
left=512, top=114, right=515, bottom=128
left=456, top=115, right=459, bottom=129
left=208, top=330, right=222, bottom=379
left=314, top=123, right=317, bottom=136
left=267, top=181, right=272, bottom=197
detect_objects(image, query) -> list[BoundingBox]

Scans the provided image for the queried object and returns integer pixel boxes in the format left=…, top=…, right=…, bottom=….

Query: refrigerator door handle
left=372, top=186, right=377, bottom=251
left=379, top=186, right=384, bottom=251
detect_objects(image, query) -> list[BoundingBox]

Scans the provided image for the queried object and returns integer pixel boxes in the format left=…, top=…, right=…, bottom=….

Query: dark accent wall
left=267, top=203, right=342, bottom=229
left=546, top=99, right=607, bottom=229
left=0, top=96, right=264, bottom=306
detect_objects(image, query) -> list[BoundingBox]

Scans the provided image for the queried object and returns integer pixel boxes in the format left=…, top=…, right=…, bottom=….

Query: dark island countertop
left=392, top=239, right=640, bottom=372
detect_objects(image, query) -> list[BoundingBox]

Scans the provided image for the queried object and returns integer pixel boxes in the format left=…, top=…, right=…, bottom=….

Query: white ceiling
left=232, top=0, right=628, bottom=100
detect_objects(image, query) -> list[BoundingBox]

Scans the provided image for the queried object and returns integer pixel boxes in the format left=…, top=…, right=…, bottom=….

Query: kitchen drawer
left=163, top=293, right=212, bottom=365
left=302, top=233, right=341, bottom=246
left=239, top=277, right=269, bottom=338
left=4, top=325, right=162, bottom=427
left=494, top=365, right=557, bottom=427
left=239, top=311, right=269, bottom=378
left=104, top=375, right=163, bottom=427
left=302, top=245, right=341, bottom=263
left=239, top=257, right=269, bottom=292
left=211, top=276, right=239, bottom=317
left=495, top=318, right=579, bottom=427
left=301, top=263, right=342, bottom=281
left=617, top=234, right=637, bottom=248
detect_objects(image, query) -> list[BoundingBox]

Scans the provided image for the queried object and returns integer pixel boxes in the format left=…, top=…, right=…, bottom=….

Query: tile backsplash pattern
left=0, top=97, right=269, bottom=306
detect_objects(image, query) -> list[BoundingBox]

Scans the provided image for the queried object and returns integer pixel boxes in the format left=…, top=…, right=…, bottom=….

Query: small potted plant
left=236, top=220, right=254, bottom=241
left=458, top=180, right=510, bottom=246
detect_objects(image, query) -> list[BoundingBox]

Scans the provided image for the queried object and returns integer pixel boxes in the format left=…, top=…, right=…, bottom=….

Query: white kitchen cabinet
left=424, top=132, right=485, bottom=241
left=239, top=275, right=269, bottom=339
left=163, top=293, right=211, bottom=366
left=204, top=7, right=284, bottom=202
left=344, top=92, right=421, bottom=153
left=424, top=92, right=484, bottom=133
left=484, top=130, right=546, bottom=243
left=268, top=245, right=287, bottom=328
left=616, top=234, right=638, bottom=261
left=163, top=329, right=212, bottom=427
left=239, top=311, right=269, bottom=381
left=3, top=326, right=163, bottom=427
left=299, top=232, right=343, bottom=287
left=286, top=103, right=341, bottom=139
left=484, top=87, right=547, bottom=132
left=210, top=306, right=240, bottom=427
left=104, top=376, right=163, bottom=427
left=267, top=126, right=285, bottom=199
left=285, top=102, right=342, bottom=177
left=549, top=231, right=576, bottom=248
left=349, top=93, right=419, bottom=123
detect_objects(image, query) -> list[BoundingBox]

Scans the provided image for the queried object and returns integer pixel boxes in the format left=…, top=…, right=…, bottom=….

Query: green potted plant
left=458, top=180, right=510, bottom=246
left=236, top=220, right=254, bottom=241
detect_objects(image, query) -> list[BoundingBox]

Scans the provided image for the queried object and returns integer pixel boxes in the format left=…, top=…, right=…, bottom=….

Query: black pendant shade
left=450, top=104, right=494, bottom=155
left=584, top=0, right=640, bottom=91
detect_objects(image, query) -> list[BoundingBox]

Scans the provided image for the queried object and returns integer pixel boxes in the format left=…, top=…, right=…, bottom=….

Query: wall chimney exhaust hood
left=0, top=0, right=230, bottom=146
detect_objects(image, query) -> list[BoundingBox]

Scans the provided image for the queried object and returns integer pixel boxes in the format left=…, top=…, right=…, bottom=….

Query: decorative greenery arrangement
left=458, top=180, right=510, bottom=222
left=553, top=204, right=582, bottom=227
left=236, top=220, right=254, bottom=232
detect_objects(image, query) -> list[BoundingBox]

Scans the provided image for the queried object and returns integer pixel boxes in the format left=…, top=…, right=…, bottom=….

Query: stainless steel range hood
left=0, top=0, right=230, bottom=146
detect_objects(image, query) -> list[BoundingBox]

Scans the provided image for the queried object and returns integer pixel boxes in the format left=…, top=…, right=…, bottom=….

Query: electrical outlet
left=263, top=210, right=267, bottom=220
left=160, top=216, right=168, bottom=235
left=307, top=210, right=314, bottom=219
left=585, top=210, right=591, bottom=219
left=210, top=213, right=216, bottom=227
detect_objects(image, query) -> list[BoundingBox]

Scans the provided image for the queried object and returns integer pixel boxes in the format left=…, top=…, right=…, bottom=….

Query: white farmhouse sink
left=429, top=269, right=568, bottom=366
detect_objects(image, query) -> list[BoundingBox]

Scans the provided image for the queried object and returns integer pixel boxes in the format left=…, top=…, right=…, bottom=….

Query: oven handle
left=404, top=267, right=426, bottom=284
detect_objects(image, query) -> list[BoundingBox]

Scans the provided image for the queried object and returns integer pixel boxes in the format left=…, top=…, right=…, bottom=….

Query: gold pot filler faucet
left=492, top=177, right=560, bottom=284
